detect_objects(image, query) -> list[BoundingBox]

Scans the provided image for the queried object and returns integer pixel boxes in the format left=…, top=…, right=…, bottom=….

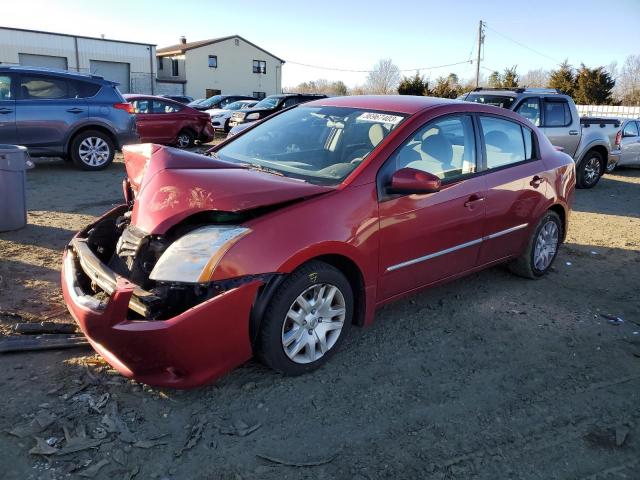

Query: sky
left=3, top=0, right=640, bottom=88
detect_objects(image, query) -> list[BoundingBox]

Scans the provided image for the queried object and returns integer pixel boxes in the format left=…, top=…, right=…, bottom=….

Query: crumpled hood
left=123, top=144, right=334, bottom=234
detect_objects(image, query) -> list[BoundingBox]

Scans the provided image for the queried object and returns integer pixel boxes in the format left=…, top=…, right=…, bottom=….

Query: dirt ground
left=0, top=153, right=639, bottom=480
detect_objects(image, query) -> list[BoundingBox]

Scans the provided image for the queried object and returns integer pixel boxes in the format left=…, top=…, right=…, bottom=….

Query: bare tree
left=520, top=68, right=549, bottom=88
left=365, top=58, right=401, bottom=94
left=615, top=55, right=640, bottom=105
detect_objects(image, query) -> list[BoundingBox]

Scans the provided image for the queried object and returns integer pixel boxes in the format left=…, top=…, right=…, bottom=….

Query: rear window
left=74, top=80, right=101, bottom=98
left=464, top=93, right=516, bottom=109
left=543, top=100, right=572, bottom=127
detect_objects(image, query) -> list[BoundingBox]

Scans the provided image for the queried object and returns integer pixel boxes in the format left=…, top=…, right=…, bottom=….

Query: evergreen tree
left=548, top=60, right=575, bottom=96
left=573, top=64, right=616, bottom=105
left=398, top=72, right=429, bottom=96
left=502, top=66, right=519, bottom=88
left=488, top=71, right=502, bottom=88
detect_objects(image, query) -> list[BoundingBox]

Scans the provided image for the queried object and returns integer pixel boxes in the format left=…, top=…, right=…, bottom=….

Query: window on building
left=234, top=38, right=240, bottom=46
left=253, top=91, right=266, bottom=99
left=208, top=55, right=218, bottom=68
left=171, top=59, right=179, bottom=77
left=253, top=60, right=266, bottom=74
left=158, top=57, right=163, bottom=71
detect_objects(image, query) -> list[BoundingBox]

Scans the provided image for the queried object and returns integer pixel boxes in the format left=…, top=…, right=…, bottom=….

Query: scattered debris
left=134, top=434, right=169, bottom=449
left=257, top=452, right=338, bottom=467
left=9, top=419, right=47, bottom=438
left=601, top=313, right=624, bottom=326
left=34, top=409, right=57, bottom=429
left=219, top=420, right=262, bottom=437
left=78, top=459, right=109, bottom=478
left=101, top=402, right=135, bottom=443
left=56, top=425, right=103, bottom=456
left=123, top=466, right=140, bottom=480
left=616, top=426, right=630, bottom=447
left=29, top=436, right=58, bottom=456
left=0, top=335, right=89, bottom=353
left=14, top=322, right=77, bottom=335
left=175, top=416, right=206, bottom=457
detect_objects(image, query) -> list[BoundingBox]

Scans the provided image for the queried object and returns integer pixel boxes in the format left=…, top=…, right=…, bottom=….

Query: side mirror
left=387, top=167, right=441, bottom=195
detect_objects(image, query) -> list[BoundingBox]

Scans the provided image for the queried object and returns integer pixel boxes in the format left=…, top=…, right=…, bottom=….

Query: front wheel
left=509, top=211, right=562, bottom=279
left=175, top=130, right=194, bottom=149
left=256, top=261, right=353, bottom=376
left=70, top=130, right=115, bottom=170
left=577, top=151, right=603, bottom=188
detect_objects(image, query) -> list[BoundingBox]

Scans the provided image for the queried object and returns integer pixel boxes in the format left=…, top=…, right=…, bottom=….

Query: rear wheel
left=577, top=151, right=603, bottom=188
left=509, top=211, right=562, bottom=279
left=176, top=130, right=194, bottom=149
left=70, top=130, right=115, bottom=171
left=257, top=261, right=353, bottom=376
left=223, top=119, right=231, bottom=133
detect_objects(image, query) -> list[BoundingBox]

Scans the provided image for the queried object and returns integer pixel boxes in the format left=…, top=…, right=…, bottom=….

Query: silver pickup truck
left=460, top=88, right=622, bottom=188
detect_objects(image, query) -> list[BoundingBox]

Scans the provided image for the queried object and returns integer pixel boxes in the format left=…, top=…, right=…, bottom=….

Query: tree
left=573, top=64, right=616, bottom=105
left=366, top=58, right=401, bottom=94
left=520, top=68, right=549, bottom=88
left=398, top=72, right=429, bottom=95
left=548, top=60, right=575, bottom=96
left=488, top=71, right=502, bottom=88
left=501, top=66, right=519, bottom=88
left=430, top=75, right=461, bottom=98
left=287, top=79, right=348, bottom=96
left=615, top=54, right=640, bottom=105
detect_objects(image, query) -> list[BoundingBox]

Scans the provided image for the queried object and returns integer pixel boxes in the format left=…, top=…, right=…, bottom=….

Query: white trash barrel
left=0, top=145, right=33, bottom=232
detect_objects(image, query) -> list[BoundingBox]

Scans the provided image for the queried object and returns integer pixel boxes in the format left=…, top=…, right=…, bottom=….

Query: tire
left=508, top=211, right=562, bottom=279
left=223, top=119, right=231, bottom=133
left=576, top=150, right=603, bottom=189
left=175, top=130, right=194, bottom=149
left=70, top=130, right=115, bottom=171
left=257, top=261, right=353, bottom=376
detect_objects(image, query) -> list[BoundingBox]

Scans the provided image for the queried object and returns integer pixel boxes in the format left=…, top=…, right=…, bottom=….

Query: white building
left=0, top=26, right=156, bottom=94
left=156, top=35, right=284, bottom=99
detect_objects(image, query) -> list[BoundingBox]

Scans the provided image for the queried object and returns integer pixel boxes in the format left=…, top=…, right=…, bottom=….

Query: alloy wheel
left=177, top=133, right=191, bottom=148
left=533, top=220, right=559, bottom=271
left=78, top=137, right=110, bottom=167
left=583, top=156, right=601, bottom=186
left=281, top=283, right=346, bottom=364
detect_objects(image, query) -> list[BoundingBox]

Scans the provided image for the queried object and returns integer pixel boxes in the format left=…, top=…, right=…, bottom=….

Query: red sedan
left=124, top=94, right=215, bottom=148
left=61, top=96, right=575, bottom=388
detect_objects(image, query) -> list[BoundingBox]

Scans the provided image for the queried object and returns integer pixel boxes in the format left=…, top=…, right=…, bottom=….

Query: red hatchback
left=61, top=96, right=575, bottom=388
left=124, top=94, right=215, bottom=148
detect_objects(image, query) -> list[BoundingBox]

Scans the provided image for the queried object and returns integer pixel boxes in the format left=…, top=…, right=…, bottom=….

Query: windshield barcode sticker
left=357, top=112, right=404, bottom=125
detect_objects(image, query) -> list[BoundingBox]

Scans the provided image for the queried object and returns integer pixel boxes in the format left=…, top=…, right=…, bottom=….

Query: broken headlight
left=149, top=226, right=250, bottom=283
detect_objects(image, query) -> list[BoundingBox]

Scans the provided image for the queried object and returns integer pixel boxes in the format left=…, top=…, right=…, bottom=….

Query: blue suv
left=0, top=66, right=139, bottom=170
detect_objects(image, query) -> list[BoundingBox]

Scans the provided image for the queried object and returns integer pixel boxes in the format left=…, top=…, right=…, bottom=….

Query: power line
left=285, top=59, right=473, bottom=74
left=484, top=24, right=563, bottom=65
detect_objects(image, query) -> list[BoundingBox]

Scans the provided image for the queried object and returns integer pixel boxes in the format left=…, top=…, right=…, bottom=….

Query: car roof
left=123, top=94, right=186, bottom=105
left=304, top=95, right=458, bottom=115
left=0, top=65, right=107, bottom=82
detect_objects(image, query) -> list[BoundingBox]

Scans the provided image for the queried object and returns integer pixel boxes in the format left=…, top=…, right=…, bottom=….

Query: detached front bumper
left=61, top=228, right=262, bottom=389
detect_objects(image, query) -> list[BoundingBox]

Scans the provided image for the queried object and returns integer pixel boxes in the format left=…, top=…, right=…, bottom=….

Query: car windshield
left=464, top=93, right=516, bottom=109
left=226, top=101, right=252, bottom=111
left=199, top=95, right=223, bottom=108
left=253, top=96, right=281, bottom=109
left=215, top=106, right=407, bottom=186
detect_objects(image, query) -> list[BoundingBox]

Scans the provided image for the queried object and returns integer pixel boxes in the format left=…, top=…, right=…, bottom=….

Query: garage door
left=89, top=60, right=130, bottom=93
left=18, top=53, right=68, bottom=70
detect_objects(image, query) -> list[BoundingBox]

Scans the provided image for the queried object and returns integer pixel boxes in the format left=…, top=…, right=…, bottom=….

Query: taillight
left=615, top=130, right=622, bottom=148
left=114, top=102, right=134, bottom=114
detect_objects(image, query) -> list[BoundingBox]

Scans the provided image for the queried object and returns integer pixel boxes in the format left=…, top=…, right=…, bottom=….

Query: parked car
left=206, top=99, right=258, bottom=132
left=228, top=93, right=327, bottom=129
left=61, top=95, right=575, bottom=388
left=0, top=65, right=138, bottom=170
left=124, top=94, right=215, bottom=148
left=615, top=118, right=640, bottom=168
left=188, top=95, right=255, bottom=111
left=460, top=87, right=621, bottom=188
left=159, top=94, right=194, bottom=104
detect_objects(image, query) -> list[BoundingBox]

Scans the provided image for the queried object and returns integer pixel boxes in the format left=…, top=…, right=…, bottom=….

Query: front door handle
left=569, top=130, right=579, bottom=135
left=0, top=107, right=13, bottom=114
left=530, top=175, right=544, bottom=188
left=66, top=108, right=84, bottom=113
left=464, top=195, right=485, bottom=208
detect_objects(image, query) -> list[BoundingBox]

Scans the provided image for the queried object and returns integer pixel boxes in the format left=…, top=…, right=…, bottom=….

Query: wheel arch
left=65, top=124, right=117, bottom=156
left=578, top=145, right=608, bottom=173
left=548, top=203, right=568, bottom=242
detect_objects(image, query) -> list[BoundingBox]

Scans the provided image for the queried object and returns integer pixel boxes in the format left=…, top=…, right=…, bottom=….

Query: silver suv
left=0, top=66, right=139, bottom=170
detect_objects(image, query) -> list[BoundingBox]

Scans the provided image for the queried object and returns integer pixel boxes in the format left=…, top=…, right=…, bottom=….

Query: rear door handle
left=464, top=195, right=485, bottom=208
left=0, top=107, right=13, bottom=114
left=66, top=108, right=84, bottom=113
left=569, top=130, right=579, bottom=135
left=530, top=175, right=544, bottom=188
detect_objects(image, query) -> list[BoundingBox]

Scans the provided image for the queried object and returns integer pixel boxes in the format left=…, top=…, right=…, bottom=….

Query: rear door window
left=480, top=116, right=530, bottom=169
left=515, top=98, right=541, bottom=126
left=130, top=99, right=150, bottom=113
left=543, top=100, right=571, bottom=127
left=19, top=75, right=79, bottom=99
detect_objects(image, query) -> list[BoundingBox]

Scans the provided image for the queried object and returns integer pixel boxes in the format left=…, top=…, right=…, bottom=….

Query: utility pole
left=475, top=20, right=485, bottom=88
